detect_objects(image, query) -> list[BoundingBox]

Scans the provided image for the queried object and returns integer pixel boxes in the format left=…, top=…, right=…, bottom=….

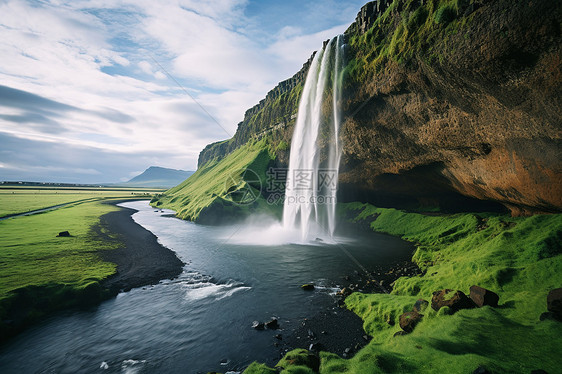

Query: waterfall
left=282, top=35, right=344, bottom=242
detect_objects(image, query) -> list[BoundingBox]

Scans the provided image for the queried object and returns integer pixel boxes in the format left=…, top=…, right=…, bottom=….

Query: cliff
left=338, top=0, right=562, bottom=215
left=193, top=0, right=561, bottom=216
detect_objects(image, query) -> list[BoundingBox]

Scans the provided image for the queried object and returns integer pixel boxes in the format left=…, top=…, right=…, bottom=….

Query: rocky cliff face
left=339, top=0, right=561, bottom=215
left=196, top=0, right=561, bottom=215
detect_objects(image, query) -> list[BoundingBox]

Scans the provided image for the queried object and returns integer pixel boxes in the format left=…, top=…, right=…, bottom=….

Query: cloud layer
left=0, top=0, right=364, bottom=183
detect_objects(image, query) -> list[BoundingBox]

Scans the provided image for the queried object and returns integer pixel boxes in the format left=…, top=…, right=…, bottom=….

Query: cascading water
left=282, top=35, right=344, bottom=242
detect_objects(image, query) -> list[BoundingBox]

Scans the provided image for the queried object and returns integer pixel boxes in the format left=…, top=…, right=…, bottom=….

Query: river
left=0, top=200, right=413, bottom=373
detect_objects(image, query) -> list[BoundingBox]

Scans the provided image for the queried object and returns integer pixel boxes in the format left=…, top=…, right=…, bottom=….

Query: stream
left=0, top=200, right=413, bottom=373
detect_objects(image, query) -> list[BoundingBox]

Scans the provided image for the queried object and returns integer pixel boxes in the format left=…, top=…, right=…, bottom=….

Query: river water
left=0, top=201, right=413, bottom=374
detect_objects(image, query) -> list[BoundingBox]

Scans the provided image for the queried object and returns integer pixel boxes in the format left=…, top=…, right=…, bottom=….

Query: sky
left=0, top=0, right=365, bottom=184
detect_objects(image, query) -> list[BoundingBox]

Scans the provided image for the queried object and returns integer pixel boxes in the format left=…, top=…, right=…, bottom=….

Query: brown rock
left=547, top=288, right=562, bottom=321
left=431, top=289, right=476, bottom=313
left=399, top=311, right=423, bottom=333
left=469, top=285, right=499, bottom=307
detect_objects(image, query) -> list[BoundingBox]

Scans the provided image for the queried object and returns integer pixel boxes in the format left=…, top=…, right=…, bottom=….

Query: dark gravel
left=95, top=200, right=184, bottom=294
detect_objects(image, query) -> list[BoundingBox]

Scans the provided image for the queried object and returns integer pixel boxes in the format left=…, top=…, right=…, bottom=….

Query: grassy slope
left=245, top=204, right=562, bottom=373
left=0, top=198, right=138, bottom=340
left=153, top=138, right=280, bottom=223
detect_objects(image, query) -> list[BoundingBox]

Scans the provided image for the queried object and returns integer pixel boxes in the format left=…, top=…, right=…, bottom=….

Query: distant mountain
left=122, top=166, right=194, bottom=188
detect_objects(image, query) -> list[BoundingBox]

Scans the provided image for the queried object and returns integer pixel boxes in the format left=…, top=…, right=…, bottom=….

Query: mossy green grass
left=0, top=194, right=150, bottom=340
left=0, top=201, right=123, bottom=301
left=243, top=203, right=562, bottom=373
left=153, top=138, right=281, bottom=223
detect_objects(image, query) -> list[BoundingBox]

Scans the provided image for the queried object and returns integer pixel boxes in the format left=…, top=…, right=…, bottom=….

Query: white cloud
left=0, top=0, right=363, bottom=182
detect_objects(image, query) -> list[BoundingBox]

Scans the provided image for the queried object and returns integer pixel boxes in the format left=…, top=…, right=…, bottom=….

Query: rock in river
left=265, top=318, right=279, bottom=330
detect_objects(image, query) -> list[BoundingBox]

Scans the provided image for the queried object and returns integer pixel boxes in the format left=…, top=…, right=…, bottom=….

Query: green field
left=0, top=186, right=162, bottom=218
left=0, top=188, right=160, bottom=340
left=245, top=204, right=562, bottom=373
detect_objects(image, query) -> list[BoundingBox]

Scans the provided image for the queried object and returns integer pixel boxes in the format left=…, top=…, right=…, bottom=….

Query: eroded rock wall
left=339, top=0, right=561, bottom=214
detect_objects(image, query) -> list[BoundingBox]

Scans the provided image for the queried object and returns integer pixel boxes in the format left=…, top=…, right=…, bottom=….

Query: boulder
left=547, top=288, right=562, bottom=321
left=251, top=321, right=264, bottom=330
left=431, top=289, right=476, bottom=313
left=301, top=284, right=315, bottom=291
left=399, top=311, right=423, bottom=333
left=469, top=285, right=499, bottom=307
left=265, top=318, right=279, bottom=330
left=57, top=231, right=70, bottom=237
left=413, top=299, right=429, bottom=313
left=539, top=312, right=555, bottom=321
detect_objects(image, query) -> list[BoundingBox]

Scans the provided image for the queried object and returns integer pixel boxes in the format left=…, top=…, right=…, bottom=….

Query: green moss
left=276, top=349, right=318, bottom=374
left=276, top=140, right=289, bottom=151
left=335, top=203, right=562, bottom=373
left=244, top=362, right=277, bottom=374
left=245, top=203, right=561, bottom=372
left=344, top=0, right=473, bottom=86
left=434, top=4, right=456, bottom=24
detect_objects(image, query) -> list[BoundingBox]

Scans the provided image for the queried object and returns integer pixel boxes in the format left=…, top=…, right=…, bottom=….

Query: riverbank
left=244, top=204, right=562, bottom=373
left=97, top=201, right=184, bottom=294
left=0, top=198, right=183, bottom=343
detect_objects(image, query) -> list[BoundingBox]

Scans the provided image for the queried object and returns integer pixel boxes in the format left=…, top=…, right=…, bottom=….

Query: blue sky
left=0, top=0, right=365, bottom=183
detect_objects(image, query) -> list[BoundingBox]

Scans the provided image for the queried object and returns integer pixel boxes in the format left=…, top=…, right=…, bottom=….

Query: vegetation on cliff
left=245, top=204, right=562, bottom=373
left=153, top=138, right=280, bottom=224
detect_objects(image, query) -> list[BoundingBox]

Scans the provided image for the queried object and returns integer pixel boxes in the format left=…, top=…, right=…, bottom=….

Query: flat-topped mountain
left=122, top=166, right=194, bottom=188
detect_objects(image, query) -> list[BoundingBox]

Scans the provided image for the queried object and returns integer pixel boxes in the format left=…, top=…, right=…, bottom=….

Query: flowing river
left=0, top=200, right=413, bottom=374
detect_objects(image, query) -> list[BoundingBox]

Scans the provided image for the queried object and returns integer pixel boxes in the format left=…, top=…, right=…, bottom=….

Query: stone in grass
left=265, top=318, right=279, bottom=330
left=399, top=311, right=423, bottom=333
left=469, top=285, right=499, bottom=307
left=252, top=321, right=265, bottom=330
left=301, top=284, right=315, bottom=291
left=547, top=288, right=562, bottom=321
left=413, top=299, right=429, bottom=313
left=431, top=289, right=476, bottom=313
left=57, top=231, right=71, bottom=237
